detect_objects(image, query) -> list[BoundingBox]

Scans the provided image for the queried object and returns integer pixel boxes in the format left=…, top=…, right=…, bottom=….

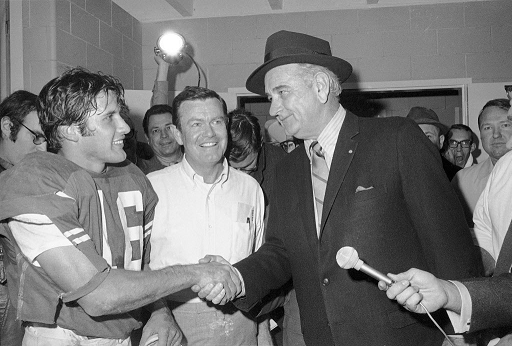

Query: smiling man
left=0, top=68, right=240, bottom=346
left=199, top=30, right=482, bottom=346
left=139, top=104, right=183, bottom=174
left=148, top=86, right=267, bottom=345
left=452, top=99, right=512, bottom=227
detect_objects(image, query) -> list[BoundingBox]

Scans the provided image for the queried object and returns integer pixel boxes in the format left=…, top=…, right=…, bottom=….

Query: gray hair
left=297, top=63, right=342, bottom=98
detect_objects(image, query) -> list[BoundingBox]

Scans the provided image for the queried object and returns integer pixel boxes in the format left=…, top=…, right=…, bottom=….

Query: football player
left=0, top=68, right=241, bottom=346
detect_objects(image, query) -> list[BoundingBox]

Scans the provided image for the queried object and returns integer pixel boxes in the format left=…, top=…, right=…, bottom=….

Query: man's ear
left=59, top=125, right=80, bottom=143
left=171, top=124, right=183, bottom=146
left=470, top=142, right=476, bottom=153
left=0, top=116, right=12, bottom=139
left=313, top=72, right=330, bottom=104
left=439, top=134, right=445, bottom=150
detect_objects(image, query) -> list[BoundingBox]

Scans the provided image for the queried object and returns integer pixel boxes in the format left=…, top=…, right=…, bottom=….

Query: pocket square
left=355, top=185, right=374, bottom=193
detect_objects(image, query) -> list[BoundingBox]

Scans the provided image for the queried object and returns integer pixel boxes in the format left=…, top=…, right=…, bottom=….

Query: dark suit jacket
left=460, top=275, right=512, bottom=334
left=234, top=111, right=482, bottom=346
left=251, top=143, right=286, bottom=207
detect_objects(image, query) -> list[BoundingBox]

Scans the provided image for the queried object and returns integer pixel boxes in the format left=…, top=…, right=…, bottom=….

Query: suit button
left=322, top=278, right=329, bottom=286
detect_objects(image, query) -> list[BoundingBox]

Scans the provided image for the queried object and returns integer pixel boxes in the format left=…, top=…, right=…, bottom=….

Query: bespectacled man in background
left=0, top=90, right=47, bottom=346
left=443, top=124, right=476, bottom=169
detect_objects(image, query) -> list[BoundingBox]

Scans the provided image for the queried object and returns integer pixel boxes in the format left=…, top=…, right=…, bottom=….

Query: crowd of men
left=0, top=29, right=510, bottom=346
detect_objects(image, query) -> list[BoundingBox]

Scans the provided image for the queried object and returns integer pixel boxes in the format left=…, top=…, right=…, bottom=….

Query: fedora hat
left=246, top=30, right=353, bottom=95
left=406, top=106, right=448, bottom=135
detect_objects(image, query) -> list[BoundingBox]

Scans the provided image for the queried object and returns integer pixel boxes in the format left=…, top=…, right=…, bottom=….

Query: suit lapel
left=319, top=111, right=359, bottom=238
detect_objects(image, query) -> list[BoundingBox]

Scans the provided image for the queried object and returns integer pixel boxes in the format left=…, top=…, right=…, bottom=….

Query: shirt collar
left=304, top=105, right=346, bottom=168
left=181, top=154, right=229, bottom=186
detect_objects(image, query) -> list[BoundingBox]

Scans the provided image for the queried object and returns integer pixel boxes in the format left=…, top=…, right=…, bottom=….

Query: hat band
left=265, top=47, right=328, bottom=62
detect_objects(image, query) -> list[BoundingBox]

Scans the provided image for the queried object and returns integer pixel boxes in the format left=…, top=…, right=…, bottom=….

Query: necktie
left=310, top=141, right=329, bottom=235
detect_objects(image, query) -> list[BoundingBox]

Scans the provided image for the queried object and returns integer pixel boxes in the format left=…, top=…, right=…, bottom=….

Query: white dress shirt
left=304, top=105, right=346, bottom=233
left=148, top=156, right=265, bottom=303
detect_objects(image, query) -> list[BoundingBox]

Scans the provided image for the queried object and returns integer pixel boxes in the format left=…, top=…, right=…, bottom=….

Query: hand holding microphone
left=336, top=246, right=456, bottom=346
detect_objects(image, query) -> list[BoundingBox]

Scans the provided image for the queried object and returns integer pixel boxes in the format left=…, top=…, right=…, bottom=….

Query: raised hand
left=154, top=49, right=170, bottom=67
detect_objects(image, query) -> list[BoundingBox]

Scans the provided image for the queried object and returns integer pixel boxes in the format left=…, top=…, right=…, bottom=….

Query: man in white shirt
left=451, top=99, right=512, bottom=227
left=148, top=86, right=267, bottom=345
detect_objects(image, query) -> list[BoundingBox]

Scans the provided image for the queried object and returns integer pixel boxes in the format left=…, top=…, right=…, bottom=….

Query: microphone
left=336, top=247, right=457, bottom=346
left=336, top=246, right=393, bottom=285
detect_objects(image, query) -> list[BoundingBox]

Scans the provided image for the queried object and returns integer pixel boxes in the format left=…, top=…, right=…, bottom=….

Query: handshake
left=190, top=255, right=244, bottom=305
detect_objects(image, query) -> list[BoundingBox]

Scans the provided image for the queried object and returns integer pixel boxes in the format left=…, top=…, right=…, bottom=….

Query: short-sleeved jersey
left=0, top=151, right=158, bottom=339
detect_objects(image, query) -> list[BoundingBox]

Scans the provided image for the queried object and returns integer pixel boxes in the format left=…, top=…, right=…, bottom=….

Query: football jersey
left=0, top=151, right=158, bottom=338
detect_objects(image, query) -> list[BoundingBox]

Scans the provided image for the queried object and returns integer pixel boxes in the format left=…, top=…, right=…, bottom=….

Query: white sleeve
left=253, top=185, right=266, bottom=251
left=9, top=214, right=75, bottom=265
left=472, top=173, right=495, bottom=260
left=446, top=280, right=472, bottom=333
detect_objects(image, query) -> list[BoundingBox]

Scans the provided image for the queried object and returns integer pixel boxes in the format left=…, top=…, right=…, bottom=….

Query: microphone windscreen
left=336, top=246, right=359, bottom=269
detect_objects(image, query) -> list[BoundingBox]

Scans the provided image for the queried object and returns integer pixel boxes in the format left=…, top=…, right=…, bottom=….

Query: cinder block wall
left=141, top=0, right=512, bottom=93
left=22, top=0, right=142, bottom=94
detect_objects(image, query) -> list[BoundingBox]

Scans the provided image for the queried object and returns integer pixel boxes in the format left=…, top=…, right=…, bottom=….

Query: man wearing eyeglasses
left=0, top=90, right=46, bottom=346
left=443, top=124, right=476, bottom=169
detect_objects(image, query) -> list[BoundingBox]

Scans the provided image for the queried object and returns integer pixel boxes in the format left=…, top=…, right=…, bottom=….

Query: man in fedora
left=406, top=106, right=461, bottom=180
left=197, top=30, right=482, bottom=346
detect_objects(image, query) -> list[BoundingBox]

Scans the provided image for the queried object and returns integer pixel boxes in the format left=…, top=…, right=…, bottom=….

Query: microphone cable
left=419, top=302, right=456, bottom=346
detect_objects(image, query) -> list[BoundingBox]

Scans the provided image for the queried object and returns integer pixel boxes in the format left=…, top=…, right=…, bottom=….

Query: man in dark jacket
left=0, top=90, right=47, bottom=346
left=198, top=30, right=482, bottom=346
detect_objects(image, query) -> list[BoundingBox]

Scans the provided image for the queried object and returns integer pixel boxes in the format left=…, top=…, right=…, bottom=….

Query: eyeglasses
left=448, top=139, right=472, bottom=149
left=12, top=119, right=47, bottom=145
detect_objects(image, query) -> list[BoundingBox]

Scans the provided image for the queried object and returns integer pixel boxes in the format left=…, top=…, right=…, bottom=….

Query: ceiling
left=112, top=0, right=479, bottom=23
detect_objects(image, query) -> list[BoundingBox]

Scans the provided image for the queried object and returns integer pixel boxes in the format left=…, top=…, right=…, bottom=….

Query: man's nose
left=269, top=99, right=281, bottom=117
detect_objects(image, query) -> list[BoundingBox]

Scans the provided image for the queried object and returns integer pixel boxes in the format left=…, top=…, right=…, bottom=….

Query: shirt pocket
left=231, top=203, right=255, bottom=262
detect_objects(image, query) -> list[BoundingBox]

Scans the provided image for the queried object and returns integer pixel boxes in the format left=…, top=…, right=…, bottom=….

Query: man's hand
left=140, top=306, right=183, bottom=346
left=190, top=259, right=242, bottom=305
left=154, top=50, right=170, bottom=67
left=377, top=268, right=460, bottom=314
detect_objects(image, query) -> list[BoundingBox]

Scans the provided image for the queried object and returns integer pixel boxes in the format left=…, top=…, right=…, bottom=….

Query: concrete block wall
left=22, top=0, right=142, bottom=94
left=141, top=0, right=512, bottom=93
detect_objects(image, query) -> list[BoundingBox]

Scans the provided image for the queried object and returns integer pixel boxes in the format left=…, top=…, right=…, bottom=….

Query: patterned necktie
left=310, top=141, right=329, bottom=235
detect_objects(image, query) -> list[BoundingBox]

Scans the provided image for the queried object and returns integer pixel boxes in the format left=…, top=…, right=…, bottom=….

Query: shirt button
left=322, top=278, right=329, bottom=286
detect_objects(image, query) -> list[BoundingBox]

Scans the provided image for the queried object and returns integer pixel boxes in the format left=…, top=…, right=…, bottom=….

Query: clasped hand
left=191, top=255, right=242, bottom=305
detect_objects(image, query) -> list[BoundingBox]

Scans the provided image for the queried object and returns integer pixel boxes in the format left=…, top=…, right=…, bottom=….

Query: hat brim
left=416, top=119, right=448, bottom=135
left=246, top=54, right=353, bottom=96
